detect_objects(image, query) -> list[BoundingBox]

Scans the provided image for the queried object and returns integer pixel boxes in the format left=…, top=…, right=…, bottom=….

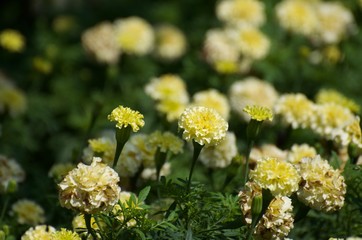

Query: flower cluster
left=287, top=144, right=317, bottom=165
left=0, top=155, right=25, bottom=193
left=316, top=89, right=360, bottom=114
left=52, top=228, right=81, bottom=240
left=58, top=157, right=121, bottom=214
left=147, top=131, right=184, bottom=154
left=10, top=199, right=45, bottom=226
left=21, top=225, right=56, bottom=240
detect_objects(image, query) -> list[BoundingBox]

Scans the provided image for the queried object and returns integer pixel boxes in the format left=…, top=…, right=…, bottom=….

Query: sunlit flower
left=178, top=106, right=228, bottom=146
left=297, top=156, right=346, bottom=212
left=315, top=89, right=360, bottom=114
left=81, top=21, right=120, bottom=65
left=148, top=131, right=184, bottom=154
left=216, top=0, right=265, bottom=27
left=250, top=157, right=300, bottom=196
left=58, top=157, right=121, bottom=214
left=48, top=162, right=76, bottom=182
left=191, top=89, right=230, bottom=120
left=0, top=29, right=25, bottom=52
left=276, top=0, right=319, bottom=37
left=0, top=155, right=25, bottom=193
left=229, top=77, right=278, bottom=121
left=11, top=199, right=45, bottom=226
left=114, top=16, right=154, bottom=55
left=108, top=105, right=145, bottom=132
left=254, top=196, right=294, bottom=240
left=21, top=225, right=56, bottom=240
left=154, top=24, right=187, bottom=61
left=52, top=228, right=81, bottom=240
left=199, top=131, right=237, bottom=168
left=243, top=105, right=273, bottom=122
left=274, top=93, right=316, bottom=129
left=287, top=144, right=317, bottom=165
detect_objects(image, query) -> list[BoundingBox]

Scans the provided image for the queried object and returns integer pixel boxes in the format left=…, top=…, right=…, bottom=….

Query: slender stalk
left=84, top=213, right=98, bottom=240
left=187, top=141, right=203, bottom=191
left=242, top=140, right=254, bottom=186
left=112, top=127, right=131, bottom=168
left=0, top=195, right=10, bottom=226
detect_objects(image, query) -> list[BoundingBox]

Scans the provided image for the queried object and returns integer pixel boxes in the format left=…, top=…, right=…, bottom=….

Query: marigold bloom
left=276, top=0, right=319, bottom=37
left=274, top=93, right=316, bottom=129
left=52, top=228, right=81, bottom=240
left=21, top=225, right=56, bottom=240
left=250, top=157, right=301, bottom=196
left=297, top=156, right=346, bottom=212
left=58, top=157, right=121, bottom=214
left=148, top=131, right=184, bottom=154
left=108, top=106, right=145, bottom=132
left=0, top=155, right=25, bottom=193
left=315, top=89, right=360, bottom=114
left=229, top=77, right=278, bottom=121
left=0, top=29, right=25, bottom=52
left=238, top=181, right=262, bottom=224
left=243, top=105, right=273, bottom=122
left=199, top=131, right=237, bottom=168
left=81, top=21, right=120, bottom=64
left=72, top=214, right=99, bottom=233
left=141, top=162, right=171, bottom=180
left=11, top=199, right=45, bottom=226
left=216, top=0, right=265, bottom=27
left=287, top=144, right=317, bottom=165
left=48, top=163, right=76, bottom=181
left=250, top=144, right=287, bottom=169
left=191, top=89, right=230, bottom=120
left=114, top=16, right=154, bottom=55
left=154, top=24, right=187, bottom=61
left=178, top=106, right=228, bottom=146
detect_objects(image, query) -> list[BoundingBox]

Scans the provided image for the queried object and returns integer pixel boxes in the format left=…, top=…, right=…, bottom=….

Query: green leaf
left=138, top=186, right=151, bottom=203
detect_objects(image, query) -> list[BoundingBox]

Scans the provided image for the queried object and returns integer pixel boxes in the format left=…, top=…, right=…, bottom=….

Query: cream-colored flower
left=147, top=131, right=184, bottom=154
left=154, top=24, right=187, bottom=61
left=0, top=155, right=25, bottom=193
left=0, top=29, right=25, bottom=52
left=87, top=137, right=116, bottom=164
left=276, top=0, right=319, bottom=37
left=11, top=199, right=45, bottom=226
left=114, top=137, right=144, bottom=177
left=287, top=144, right=317, bottom=165
left=254, top=196, right=294, bottom=240
left=243, top=105, right=273, bottom=122
left=21, top=225, right=56, bottom=240
left=226, top=25, right=270, bottom=60
left=52, top=228, right=81, bottom=240
left=297, top=155, right=346, bottom=212
left=250, top=157, right=300, bottom=196
left=250, top=144, right=287, bottom=169
left=114, top=16, right=154, bottom=55
left=141, top=162, right=172, bottom=180
left=81, top=22, right=120, bottom=64
left=48, top=162, right=76, bottom=181
left=216, top=0, right=265, bottom=27
left=178, top=106, right=228, bottom=146
left=345, top=116, right=362, bottom=148
left=199, top=131, right=237, bottom=168
left=72, top=214, right=99, bottom=232
left=314, top=1, right=354, bottom=44
left=274, top=93, right=316, bottom=129
left=238, top=181, right=262, bottom=224
left=229, top=77, right=278, bottom=121
left=58, top=157, right=121, bottom=214
left=108, top=105, right=145, bottom=132
left=315, top=89, right=360, bottom=114
left=191, top=89, right=230, bottom=120
left=156, top=99, right=189, bottom=122
left=129, top=134, right=155, bottom=168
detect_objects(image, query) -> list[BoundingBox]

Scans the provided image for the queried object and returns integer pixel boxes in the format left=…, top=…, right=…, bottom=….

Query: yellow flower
left=72, top=214, right=99, bottom=232
left=243, top=105, right=273, bottom=122
left=148, top=131, right=184, bottom=154
left=48, top=163, right=76, bottom=181
left=21, top=225, right=56, bottom=240
left=297, top=156, right=346, bottom=212
left=214, top=60, right=239, bottom=74
left=58, top=157, right=121, bottom=214
left=52, top=228, right=81, bottom=240
left=108, top=105, right=145, bottom=132
left=11, top=199, right=45, bottom=226
left=178, top=106, right=228, bottom=146
left=0, top=29, right=25, bottom=52
left=287, top=144, right=317, bottom=165
left=250, top=157, right=300, bottom=196
left=315, top=89, right=360, bottom=114
left=0, top=155, right=25, bottom=193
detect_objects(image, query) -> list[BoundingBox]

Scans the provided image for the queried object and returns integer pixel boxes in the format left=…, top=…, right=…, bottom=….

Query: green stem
left=0, top=195, right=10, bottom=226
left=187, top=141, right=203, bottom=191
left=242, top=140, right=254, bottom=186
left=112, top=127, right=131, bottom=168
left=84, top=213, right=97, bottom=240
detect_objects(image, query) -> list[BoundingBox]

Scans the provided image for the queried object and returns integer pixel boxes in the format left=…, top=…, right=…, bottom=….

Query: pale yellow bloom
left=287, top=144, right=317, bottom=165
left=148, top=131, right=184, bottom=154
left=345, top=117, right=362, bottom=148
left=114, top=16, right=154, bottom=55
left=108, top=105, right=145, bottom=132
left=243, top=105, right=273, bottom=122
left=322, top=45, right=343, bottom=64
left=11, top=199, right=45, bottom=226
left=0, top=155, right=25, bottom=193
left=21, top=225, right=56, bottom=240
left=191, top=89, right=230, bottom=120
left=141, top=162, right=171, bottom=180
left=48, top=162, right=76, bottom=181
left=250, top=144, right=287, bottom=168
left=154, top=24, right=187, bottom=61
left=238, top=181, right=262, bottom=224
left=58, top=157, right=121, bottom=214
left=315, top=89, right=360, bottom=114
left=0, top=29, right=25, bottom=52
left=216, top=0, right=265, bottom=27
left=72, top=214, right=99, bottom=232
left=52, top=228, right=81, bottom=240
left=214, top=60, right=239, bottom=74
left=178, top=106, right=228, bottom=146
left=297, top=156, right=346, bottom=212
left=250, top=157, right=300, bottom=196
left=81, top=22, right=120, bottom=64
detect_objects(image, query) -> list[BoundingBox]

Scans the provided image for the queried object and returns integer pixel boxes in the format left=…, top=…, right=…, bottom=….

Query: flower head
left=297, top=156, right=346, bottom=212
left=21, top=225, right=56, bottom=240
left=11, top=199, right=45, bottom=226
left=0, top=29, right=25, bottom=52
left=250, top=157, right=301, bottom=196
left=0, top=155, right=25, bottom=193
left=287, top=144, right=317, bottom=165
left=52, top=228, right=81, bottom=240
left=178, top=106, right=228, bottom=146
left=243, top=105, right=273, bottom=122
left=48, top=163, right=76, bottom=182
left=108, top=105, right=145, bottom=132
left=148, top=131, right=184, bottom=154
left=315, top=89, right=360, bottom=114
left=58, top=157, right=121, bottom=214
